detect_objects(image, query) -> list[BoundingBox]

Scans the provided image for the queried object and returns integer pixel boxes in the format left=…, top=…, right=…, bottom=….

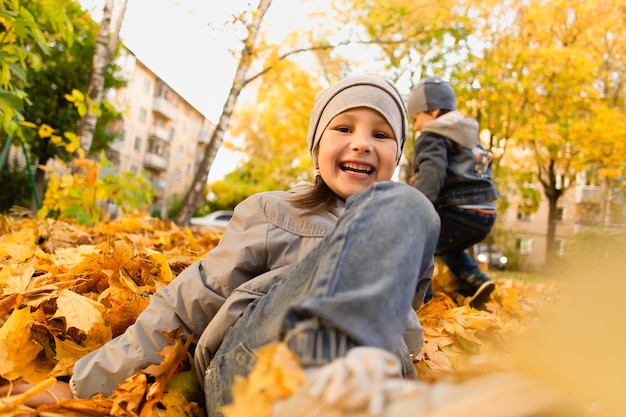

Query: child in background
left=67, top=75, right=440, bottom=415
left=408, top=77, right=499, bottom=308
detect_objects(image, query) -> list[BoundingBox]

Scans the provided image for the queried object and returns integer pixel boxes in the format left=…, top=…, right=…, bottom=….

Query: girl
left=15, top=76, right=441, bottom=415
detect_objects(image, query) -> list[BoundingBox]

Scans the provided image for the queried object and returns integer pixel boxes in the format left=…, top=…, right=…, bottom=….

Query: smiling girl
left=11, top=76, right=440, bottom=416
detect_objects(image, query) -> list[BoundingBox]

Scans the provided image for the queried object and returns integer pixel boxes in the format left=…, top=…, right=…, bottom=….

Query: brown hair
left=288, top=177, right=341, bottom=215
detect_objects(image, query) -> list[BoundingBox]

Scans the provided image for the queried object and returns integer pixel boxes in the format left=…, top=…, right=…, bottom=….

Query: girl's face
left=318, top=107, right=398, bottom=199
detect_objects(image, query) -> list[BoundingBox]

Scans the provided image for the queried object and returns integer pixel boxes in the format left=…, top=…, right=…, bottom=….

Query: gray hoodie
left=413, top=111, right=499, bottom=206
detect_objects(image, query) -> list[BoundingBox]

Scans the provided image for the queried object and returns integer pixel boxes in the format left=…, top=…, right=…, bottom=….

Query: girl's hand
left=0, top=380, right=73, bottom=407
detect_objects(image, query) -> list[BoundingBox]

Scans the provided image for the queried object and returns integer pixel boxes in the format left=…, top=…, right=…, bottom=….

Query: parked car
left=473, top=244, right=508, bottom=270
left=189, top=210, right=234, bottom=231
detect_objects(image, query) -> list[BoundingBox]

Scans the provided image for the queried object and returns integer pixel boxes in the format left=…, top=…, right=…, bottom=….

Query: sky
left=79, top=0, right=332, bottom=180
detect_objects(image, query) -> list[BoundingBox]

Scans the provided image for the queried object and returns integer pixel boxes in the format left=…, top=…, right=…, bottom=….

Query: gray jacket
left=413, top=111, right=499, bottom=206
left=71, top=182, right=425, bottom=398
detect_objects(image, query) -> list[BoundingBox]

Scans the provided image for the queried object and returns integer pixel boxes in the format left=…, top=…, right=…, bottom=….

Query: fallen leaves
left=0, top=213, right=562, bottom=416
left=0, top=213, right=221, bottom=415
left=415, top=263, right=561, bottom=382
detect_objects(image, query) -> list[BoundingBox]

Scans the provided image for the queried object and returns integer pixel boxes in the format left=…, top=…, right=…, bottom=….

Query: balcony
left=149, top=125, right=171, bottom=142
left=143, top=152, right=167, bottom=171
left=198, top=129, right=210, bottom=144
left=152, top=96, right=178, bottom=121
left=575, top=185, right=602, bottom=204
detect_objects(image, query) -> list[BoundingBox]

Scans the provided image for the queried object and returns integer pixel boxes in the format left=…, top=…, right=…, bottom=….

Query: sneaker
left=457, top=272, right=495, bottom=308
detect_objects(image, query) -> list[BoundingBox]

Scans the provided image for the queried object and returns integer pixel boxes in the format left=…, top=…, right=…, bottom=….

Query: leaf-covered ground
left=0, top=213, right=609, bottom=416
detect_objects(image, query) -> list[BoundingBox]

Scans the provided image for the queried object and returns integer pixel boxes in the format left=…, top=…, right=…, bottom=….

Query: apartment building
left=105, top=48, right=214, bottom=218
left=496, top=146, right=625, bottom=271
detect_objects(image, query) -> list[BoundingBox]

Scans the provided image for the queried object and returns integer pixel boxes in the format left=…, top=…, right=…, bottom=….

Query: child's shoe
left=457, top=272, right=495, bottom=308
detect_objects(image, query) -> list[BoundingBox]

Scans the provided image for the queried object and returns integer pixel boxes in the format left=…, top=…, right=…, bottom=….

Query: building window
left=516, top=237, right=532, bottom=255
left=517, top=205, right=532, bottom=221
left=143, top=79, right=151, bottom=95
left=134, top=136, right=142, bottom=151
left=139, top=108, right=147, bottom=123
left=147, top=139, right=165, bottom=156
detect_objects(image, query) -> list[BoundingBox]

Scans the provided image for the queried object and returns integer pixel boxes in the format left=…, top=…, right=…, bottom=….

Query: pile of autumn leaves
left=0, top=213, right=559, bottom=416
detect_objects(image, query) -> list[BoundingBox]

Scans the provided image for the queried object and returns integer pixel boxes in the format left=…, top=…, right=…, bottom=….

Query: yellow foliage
left=220, top=343, right=306, bottom=417
left=0, top=213, right=220, bottom=398
left=0, top=214, right=569, bottom=416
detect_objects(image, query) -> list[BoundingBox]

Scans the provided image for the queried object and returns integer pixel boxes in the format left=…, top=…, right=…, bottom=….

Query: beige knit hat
left=306, top=76, right=408, bottom=174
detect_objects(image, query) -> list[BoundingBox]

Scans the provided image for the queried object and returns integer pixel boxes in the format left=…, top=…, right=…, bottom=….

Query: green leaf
left=0, top=90, right=23, bottom=111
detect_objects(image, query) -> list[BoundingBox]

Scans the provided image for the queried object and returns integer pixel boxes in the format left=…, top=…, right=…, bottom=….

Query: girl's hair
left=288, top=176, right=340, bottom=215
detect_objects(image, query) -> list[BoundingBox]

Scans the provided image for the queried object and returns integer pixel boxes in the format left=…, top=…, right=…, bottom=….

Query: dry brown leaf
left=53, top=289, right=106, bottom=333
left=0, top=214, right=564, bottom=417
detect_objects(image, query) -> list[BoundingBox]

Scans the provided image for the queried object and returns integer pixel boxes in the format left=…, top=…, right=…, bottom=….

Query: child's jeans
left=203, top=181, right=440, bottom=416
left=436, top=206, right=496, bottom=279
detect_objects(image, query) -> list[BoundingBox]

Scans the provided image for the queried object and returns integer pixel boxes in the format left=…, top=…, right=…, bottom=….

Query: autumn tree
left=464, top=0, right=626, bottom=266
left=15, top=1, right=127, bottom=212
left=206, top=61, right=320, bottom=209
left=0, top=0, right=74, bottom=136
left=174, top=0, right=481, bottom=224
left=188, top=0, right=481, bottom=215
left=77, top=0, right=128, bottom=154
left=575, top=0, right=626, bottom=226
left=172, top=0, right=273, bottom=225
left=0, top=0, right=76, bottom=212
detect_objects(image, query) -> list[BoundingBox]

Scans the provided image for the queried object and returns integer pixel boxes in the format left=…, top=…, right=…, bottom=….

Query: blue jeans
left=203, top=182, right=440, bottom=416
left=436, top=206, right=496, bottom=278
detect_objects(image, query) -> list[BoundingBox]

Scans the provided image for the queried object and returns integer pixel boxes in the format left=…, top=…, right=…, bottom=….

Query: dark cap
left=407, top=77, right=456, bottom=115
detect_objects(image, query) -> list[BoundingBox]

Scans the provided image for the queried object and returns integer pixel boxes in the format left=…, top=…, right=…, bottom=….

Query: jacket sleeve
left=413, top=132, right=448, bottom=204
left=70, top=195, right=271, bottom=398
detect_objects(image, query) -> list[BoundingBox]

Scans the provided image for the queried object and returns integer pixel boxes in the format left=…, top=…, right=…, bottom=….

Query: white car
left=189, top=210, right=234, bottom=231
left=474, top=244, right=508, bottom=270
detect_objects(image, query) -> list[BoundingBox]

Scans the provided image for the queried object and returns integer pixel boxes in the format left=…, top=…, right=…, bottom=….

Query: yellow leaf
left=0, top=242, right=36, bottom=263
left=148, top=249, right=174, bottom=283
left=220, top=343, right=305, bottom=417
left=63, top=131, right=80, bottom=154
left=20, top=121, right=37, bottom=129
left=0, top=308, right=42, bottom=381
left=52, top=289, right=106, bottom=333
left=38, top=124, right=55, bottom=138
left=50, top=335, right=90, bottom=374
left=110, top=373, right=148, bottom=416
left=52, top=245, right=97, bottom=269
left=0, top=258, right=35, bottom=293
left=154, top=390, right=201, bottom=417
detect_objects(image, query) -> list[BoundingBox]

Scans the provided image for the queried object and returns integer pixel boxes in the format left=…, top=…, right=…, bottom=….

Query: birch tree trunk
left=78, top=0, right=128, bottom=154
left=174, top=0, right=272, bottom=225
